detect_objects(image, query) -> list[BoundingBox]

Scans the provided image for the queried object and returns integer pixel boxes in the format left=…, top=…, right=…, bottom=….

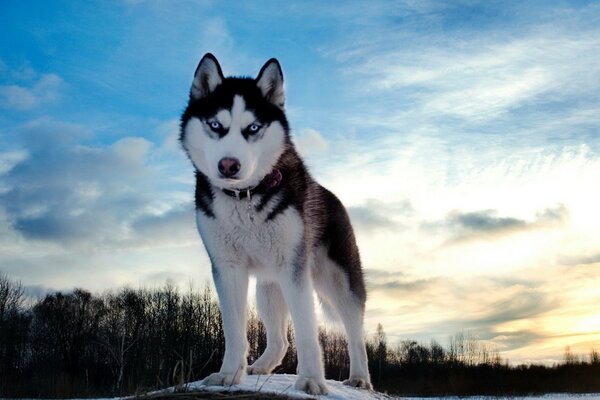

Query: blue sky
left=1, top=0, right=599, bottom=364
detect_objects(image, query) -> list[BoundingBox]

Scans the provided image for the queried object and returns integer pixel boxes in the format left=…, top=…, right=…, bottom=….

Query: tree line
left=1, top=273, right=599, bottom=397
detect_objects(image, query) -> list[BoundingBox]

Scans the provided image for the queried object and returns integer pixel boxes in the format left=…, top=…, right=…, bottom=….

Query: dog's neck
left=220, top=169, right=283, bottom=200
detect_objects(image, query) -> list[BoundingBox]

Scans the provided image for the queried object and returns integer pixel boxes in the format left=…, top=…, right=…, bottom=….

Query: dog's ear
left=256, top=58, right=285, bottom=108
left=191, top=53, right=224, bottom=100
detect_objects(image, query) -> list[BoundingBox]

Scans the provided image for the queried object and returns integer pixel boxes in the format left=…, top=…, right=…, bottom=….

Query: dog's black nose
left=218, top=157, right=241, bottom=178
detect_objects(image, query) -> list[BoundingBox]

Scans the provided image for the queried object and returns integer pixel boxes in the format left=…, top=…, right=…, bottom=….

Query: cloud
left=366, top=268, right=448, bottom=300
left=156, top=119, right=183, bottom=153
left=474, top=290, right=559, bottom=326
left=23, top=284, right=57, bottom=301
left=559, top=252, right=600, bottom=267
left=199, top=19, right=236, bottom=60
left=0, top=118, right=170, bottom=247
left=19, top=117, right=93, bottom=149
left=450, top=210, right=526, bottom=233
left=0, top=85, right=37, bottom=110
left=368, top=273, right=440, bottom=294
left=438, top=204, right=567, bottom=243
left=0, top=150, right=28, bottom=175
left=351, top=37, right=578, bottom=121
left=140, top=270, right=193, bottom=287
left=0, top=115, right=210, bottom=293
left=489, top=330, right=547, bottom=353
left=0, top=73, right=63, bottom=110
left=130, top=203, right=197, bottom=247
left=294, top=128, right=329, bottom=156
left=440, top=285, right=561, bottom=353
left=320, top=1, right=600, bottom=140
left=364, top=269, right=561, bottom=357
left=112, top=137, right=154, bottom=166
left=347, top=198, right=412, bottom=233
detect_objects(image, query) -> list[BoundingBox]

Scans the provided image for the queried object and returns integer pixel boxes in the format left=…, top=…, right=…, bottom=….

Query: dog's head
left=180, top=53, right=289, bottom=190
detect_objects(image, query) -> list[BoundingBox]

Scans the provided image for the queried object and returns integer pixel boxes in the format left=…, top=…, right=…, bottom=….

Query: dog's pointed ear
left=191, top=53, right=224, bottom=100
left=256, top=58, right=285, bottom=108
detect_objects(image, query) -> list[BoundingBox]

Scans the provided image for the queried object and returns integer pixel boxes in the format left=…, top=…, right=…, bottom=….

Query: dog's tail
left=317, top=294, right=343, bottom=330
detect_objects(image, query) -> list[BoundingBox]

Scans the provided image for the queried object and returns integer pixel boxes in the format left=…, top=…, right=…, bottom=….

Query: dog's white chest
left=196, top=194, right=303, bottom=275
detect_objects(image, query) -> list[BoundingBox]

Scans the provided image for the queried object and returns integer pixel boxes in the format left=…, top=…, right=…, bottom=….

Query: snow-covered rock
left=157, top=373, right=394, bottom=399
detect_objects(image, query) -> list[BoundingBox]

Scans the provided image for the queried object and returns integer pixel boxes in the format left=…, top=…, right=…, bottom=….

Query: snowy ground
left=147, top=373, right=600, bottom=400
left=152, top=373, right=391, bottom=399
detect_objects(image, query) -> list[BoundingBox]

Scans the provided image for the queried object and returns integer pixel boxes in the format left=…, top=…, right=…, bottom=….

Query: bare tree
left=430, top=339, right=446, bottom=364
left=564, top=346, right=579, bottom=365
left=373, top=323, right=387, bottom=386
left=591, top=348, right=600, bottom=365
left=0, top=273, right=25, bottom=320
left=97, top=289, right=146, bottom=393
left=0, top=273, right=29, bottom=391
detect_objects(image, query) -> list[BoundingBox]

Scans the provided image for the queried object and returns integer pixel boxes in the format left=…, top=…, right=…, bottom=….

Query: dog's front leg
left=279, top=249, right=328, bottom=395
left=202, top=262, right=249, bottom=386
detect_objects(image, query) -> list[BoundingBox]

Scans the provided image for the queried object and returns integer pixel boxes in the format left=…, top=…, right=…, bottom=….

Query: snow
left=148, top=374, right=600, bottom=400
left=152, top=373, right=393, bottom=399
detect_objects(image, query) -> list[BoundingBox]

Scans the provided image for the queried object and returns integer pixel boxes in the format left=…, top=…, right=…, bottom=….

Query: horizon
left=1, top=1, right=599, bottom=366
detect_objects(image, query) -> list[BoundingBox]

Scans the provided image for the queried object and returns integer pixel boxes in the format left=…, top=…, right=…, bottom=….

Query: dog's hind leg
left=312, top=254, right=372, bottom=390
left=336, top=296, right=372, bottom=389
left=248, top=282, right=289, bottom=375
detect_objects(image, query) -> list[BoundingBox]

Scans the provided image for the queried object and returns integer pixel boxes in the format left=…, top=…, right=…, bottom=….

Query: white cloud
left=294, top=128, right=329, bottom=156
left=324, top=7, right=600, bottom=126
left=0, top=150, right=28, bottom=175
left=112, top=137, right=154, bottom=166
left=33, top=74, right=62, bottom=101
left=0, top=119, right=174, bottom=248
left=0, top=116, right=209, bottom=293
left=0, top=73, right=63, bottom=110
left=156, top=119, right=182, bottom=153
left=0, top=85, right=37, bottom=110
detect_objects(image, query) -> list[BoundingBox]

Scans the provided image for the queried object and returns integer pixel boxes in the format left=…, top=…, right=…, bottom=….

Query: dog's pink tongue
left=263, top=169, right=282, bottom=189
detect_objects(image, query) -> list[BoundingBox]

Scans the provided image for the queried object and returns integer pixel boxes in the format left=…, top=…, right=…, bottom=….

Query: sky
left=1, top=0, right=599, bottom=365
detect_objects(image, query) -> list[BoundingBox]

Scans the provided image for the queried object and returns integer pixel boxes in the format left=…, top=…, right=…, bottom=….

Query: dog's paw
left=201, top=371, right=243, bottom=387
left=294, top=376, right=328, bottom=395
left=247, top=364, right=273, bottom=375
left=343, top=376, right=373, bottom=390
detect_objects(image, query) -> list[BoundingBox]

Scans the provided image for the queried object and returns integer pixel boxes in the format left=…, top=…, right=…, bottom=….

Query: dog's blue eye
left=248, top=123, right=260, bottom=133
left=209, top=120, right=222, bottom=130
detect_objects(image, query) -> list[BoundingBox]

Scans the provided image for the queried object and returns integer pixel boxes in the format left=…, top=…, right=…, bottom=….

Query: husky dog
left=180, top=53, right=372, bottom=395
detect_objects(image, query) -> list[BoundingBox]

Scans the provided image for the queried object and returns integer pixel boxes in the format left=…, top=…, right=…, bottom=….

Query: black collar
left=221, top=169, right=282, bottom=200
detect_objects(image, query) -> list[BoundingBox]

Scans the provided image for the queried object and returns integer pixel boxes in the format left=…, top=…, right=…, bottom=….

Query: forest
left=1, top=272, right=599, bottom=398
